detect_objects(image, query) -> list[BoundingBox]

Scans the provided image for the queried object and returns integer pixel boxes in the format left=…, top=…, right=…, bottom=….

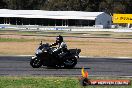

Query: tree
left=113, top=2, right=126, bottom=13
left=43, top=0, right=68, bottom=10
left=21, top=0, right=34, bottom=10
left=99, top=0, right=114, bottom=14
left=0, top=0, right=131, bottom=14
left=125, top=0, right=132, bottom=13
left=27, top=0, right=47, bottom=10
left=0, top=0, right=8, bottom=9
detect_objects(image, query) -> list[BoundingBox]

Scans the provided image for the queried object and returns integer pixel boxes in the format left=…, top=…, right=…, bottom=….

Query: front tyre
left=30, top=57, right=42, bottom=68
left=63, top=57, right=77, bottom=69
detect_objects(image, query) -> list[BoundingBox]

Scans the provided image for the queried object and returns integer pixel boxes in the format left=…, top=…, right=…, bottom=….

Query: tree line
left=0, top=0, right=131, bottom=14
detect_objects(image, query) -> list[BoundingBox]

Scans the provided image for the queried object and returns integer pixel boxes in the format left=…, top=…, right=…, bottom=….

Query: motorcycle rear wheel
left=63, top=57, right=77, bottom=69
left=30, top=57, right=42, bottom=68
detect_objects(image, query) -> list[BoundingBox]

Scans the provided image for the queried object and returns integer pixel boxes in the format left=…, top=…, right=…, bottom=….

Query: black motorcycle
left=30, top=41, right=81, bottom=68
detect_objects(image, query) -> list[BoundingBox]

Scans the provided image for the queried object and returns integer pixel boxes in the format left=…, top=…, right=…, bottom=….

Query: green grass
left=0, top=77, right=79, bottom=88
left=2, top=30, right=132, bottom=38
left=0, top=77, right=131, bottom=88
left=19, top=31, right=132, bottom=38
left=0, top=38, right=32, bottom=42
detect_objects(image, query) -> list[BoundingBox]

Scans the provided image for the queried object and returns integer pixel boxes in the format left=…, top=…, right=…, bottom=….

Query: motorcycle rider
left=50, top=35, right=67, bottom=58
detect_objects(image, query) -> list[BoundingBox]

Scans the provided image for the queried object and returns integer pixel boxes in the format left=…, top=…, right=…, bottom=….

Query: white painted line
left=90, top=75, right=132, bottom=78
left=0, top=55, right=34, bottom=57
left=80, top=56, right=132, bottom=59
left=0, top=55, right=132, bottom=59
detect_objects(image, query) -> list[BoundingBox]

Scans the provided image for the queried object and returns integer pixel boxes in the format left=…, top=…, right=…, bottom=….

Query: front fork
left=32, top=56, right=37, bottom=59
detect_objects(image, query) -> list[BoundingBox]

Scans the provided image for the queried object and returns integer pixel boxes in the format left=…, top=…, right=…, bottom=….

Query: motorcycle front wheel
left=30, top=57, right=42, bottom=68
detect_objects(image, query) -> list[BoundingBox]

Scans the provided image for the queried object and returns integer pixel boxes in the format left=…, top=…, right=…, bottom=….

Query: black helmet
left=56, top=35, right=63, bottom=43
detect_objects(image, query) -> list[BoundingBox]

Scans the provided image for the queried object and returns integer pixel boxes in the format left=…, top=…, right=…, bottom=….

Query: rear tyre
left=63, top=57, right=77, bottom=69
left=30, top=57, right=42, bottom=68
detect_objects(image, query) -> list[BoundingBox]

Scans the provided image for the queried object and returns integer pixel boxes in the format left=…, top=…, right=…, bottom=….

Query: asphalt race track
left=0, top=56, right=132, bottom=77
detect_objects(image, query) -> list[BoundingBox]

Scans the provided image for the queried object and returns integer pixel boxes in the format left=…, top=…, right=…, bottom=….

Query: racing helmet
left=56, top=35, right=63, bottom=43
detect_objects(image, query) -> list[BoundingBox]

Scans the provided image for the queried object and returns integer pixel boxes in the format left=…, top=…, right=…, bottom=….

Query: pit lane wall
left=70, top=28, right=132, bottom=32
left=0, top=24, right=132, bottom=32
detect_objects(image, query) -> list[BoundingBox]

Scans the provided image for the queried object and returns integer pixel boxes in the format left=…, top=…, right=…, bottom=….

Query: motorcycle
left=30, top=41, right=81, bottom=68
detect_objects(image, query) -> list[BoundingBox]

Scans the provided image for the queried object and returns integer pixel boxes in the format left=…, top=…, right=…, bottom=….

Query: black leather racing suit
left=51, top=41, right=67, bottom=58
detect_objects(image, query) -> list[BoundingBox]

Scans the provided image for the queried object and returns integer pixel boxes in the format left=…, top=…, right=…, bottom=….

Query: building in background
left=0, top=9, right=112, bottom=28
